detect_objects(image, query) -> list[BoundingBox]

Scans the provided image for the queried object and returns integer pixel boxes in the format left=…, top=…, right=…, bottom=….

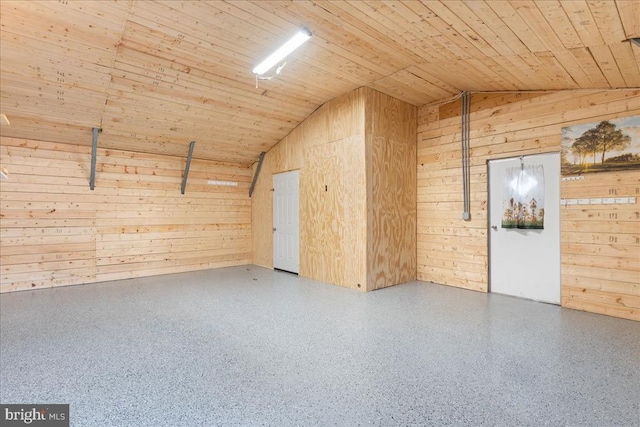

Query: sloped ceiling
left=1, top=0, right=639, bottom=164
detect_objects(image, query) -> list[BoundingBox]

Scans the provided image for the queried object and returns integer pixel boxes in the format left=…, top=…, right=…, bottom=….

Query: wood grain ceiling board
left=1, top=0, right=638, bottom=163
left=534, top=0, right=584, bottom=49
left=610, top=42, right=640, bottom=87
left=587, top=1, right=628, bottom=45
left=616, top=0, right=640, bottom=38
left=560, top=0, right=607, bottom=47
left=0, top=0, right=129, bottom=147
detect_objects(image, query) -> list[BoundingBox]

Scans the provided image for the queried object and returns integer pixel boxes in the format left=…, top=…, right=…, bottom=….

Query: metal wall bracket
left=89, top=127, right=101, bottom=190
left=181, top=141, right=196, bottom=195
left=249, top=151, right=266, bottom=197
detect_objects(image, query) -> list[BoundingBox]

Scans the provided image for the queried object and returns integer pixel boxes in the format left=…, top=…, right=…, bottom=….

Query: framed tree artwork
left=561, top=115, right=640, bottom=175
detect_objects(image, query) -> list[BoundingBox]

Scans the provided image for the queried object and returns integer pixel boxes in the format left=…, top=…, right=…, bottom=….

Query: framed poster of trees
left=561, top=116, right=640, bottom=175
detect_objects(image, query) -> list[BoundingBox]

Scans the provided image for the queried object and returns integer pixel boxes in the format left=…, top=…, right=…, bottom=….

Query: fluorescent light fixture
left=252, top=27, right=312, bottom=75
left=628, top=37, right=640, bottom=48
left=0, top=114, right=9, bottom=126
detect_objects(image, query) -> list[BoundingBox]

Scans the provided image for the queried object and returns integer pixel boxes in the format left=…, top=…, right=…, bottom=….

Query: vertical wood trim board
left=417, top=89, right=640, bottom=321
left=1, top=136, right=252, bottom=292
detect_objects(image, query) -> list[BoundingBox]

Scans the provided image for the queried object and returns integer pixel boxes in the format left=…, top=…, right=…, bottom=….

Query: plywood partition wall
left=252, top=87, right=416, bottom=291
left=1, top=136, right=251, bottom=292
left=302, top=133, right=367, bottom=289
left=366, top=91, right=417, bottom=291
left=252, top=88, right=367, bottom=289
left=417, top=90, right=640, bottom=320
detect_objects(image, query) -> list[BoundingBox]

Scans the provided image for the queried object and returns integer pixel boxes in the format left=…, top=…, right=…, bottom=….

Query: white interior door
left=489, top=153, right=561, bottom=304
left=273, top=170, right=300, bottom=274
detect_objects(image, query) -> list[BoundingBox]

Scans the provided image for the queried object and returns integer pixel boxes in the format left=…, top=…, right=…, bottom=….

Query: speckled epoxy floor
left=1, top=266, right=638, bottom=427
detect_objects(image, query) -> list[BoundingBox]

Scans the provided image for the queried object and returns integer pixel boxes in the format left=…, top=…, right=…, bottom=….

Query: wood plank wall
left=417, top=89, right=640, bottom=321
left=1, top=139, right=97, bottom=291
left=252, top=87, right=416, bottom=291
left=1, top=136, right=251, bottom=292
left=366, top=91, right=417, bottom=291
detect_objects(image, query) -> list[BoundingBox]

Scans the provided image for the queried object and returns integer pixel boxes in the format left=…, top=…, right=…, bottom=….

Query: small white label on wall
left=561, top=176, right=585, bottom=181
left=207, top=180, right=238, bottom=186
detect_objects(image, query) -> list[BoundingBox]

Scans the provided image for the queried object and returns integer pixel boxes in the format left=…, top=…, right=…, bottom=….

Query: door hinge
left=272, top=227, right=276, bottom=232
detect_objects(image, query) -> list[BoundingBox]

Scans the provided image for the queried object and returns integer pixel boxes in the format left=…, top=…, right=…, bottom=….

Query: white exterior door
left=488, top=153, right=561, bottom=304
left=273, top=170, right=300, bottom=274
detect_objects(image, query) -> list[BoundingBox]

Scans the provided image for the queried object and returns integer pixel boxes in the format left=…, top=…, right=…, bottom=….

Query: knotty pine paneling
left=1, top=139, right=97, bottom=291
left=94, top=148, right=252, bottom=282
left=0, top=136, right=251, bottom=292
left=417, top=89, right=640, bottom=320
left=2, top=0, right=638, bottom=167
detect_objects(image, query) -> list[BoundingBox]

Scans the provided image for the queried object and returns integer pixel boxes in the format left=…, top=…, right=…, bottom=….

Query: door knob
left=491, top=225, right=498, bottom=230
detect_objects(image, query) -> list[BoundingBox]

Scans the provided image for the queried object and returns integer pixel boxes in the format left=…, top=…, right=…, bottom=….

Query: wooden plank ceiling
left=1, top=0, right=639, bottom=164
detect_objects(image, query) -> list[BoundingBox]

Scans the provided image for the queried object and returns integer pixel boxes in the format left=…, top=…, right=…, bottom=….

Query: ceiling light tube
left=252, top=27, right=312, bottom=75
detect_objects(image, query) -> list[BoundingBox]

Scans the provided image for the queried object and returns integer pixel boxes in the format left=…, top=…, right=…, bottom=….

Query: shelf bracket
left=89, top=127, right=101, bottom=190
left=249, top=151, right=266, bottom=197
left=181, top=141, right=196, bottom=195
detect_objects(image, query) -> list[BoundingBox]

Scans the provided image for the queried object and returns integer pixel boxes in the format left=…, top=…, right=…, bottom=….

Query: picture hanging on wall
left=502, top=164, right=545, bottom=230
left=561, top=115, right=640, bottom=175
